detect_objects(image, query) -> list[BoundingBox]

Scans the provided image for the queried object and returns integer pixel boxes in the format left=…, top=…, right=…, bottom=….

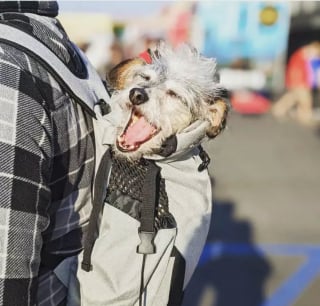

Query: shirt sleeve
left=0, top=48, right=53, bottom=306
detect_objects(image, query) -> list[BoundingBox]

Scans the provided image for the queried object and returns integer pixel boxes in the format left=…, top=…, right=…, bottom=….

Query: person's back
left=0, top=2, right=95, bottom=305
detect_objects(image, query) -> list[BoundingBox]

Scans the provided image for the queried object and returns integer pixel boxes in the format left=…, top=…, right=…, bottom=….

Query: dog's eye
left=166, top=90, right=179, bottom=99
left=138, top=74, right=150, bottom=81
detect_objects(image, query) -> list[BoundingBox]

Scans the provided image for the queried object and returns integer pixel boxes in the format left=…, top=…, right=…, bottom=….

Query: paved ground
left=182, top=112, right=320, bottom=306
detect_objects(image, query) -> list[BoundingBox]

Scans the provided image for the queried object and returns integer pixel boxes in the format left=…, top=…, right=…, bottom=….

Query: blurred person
left=85, top=34, right=113, bottom=77
left=104, top=40, right=125, bottom=74
left=167, top=2, right=196, bottom=47
left=272, top=41, right=320, bottom=124
left=142, top=34, right=162, bottom=52
left=0, top=1, right=109, bottom=305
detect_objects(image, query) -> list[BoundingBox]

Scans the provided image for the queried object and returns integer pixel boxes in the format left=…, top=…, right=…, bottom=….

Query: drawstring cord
left=139, top=254, right=147, bottom=306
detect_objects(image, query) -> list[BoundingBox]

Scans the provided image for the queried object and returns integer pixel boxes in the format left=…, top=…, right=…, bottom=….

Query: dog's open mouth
left=117, top=108, right=159, bottom=152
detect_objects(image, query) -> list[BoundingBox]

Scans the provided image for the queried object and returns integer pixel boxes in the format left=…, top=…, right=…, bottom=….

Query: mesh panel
left=106, top=154, right=176, bottom=229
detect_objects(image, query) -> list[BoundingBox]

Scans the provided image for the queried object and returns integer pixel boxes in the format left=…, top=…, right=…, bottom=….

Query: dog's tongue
left=123, top=116, right=155, bottom=146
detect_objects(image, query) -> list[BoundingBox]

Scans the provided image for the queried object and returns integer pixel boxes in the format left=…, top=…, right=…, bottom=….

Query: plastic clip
left=198, top=146, right=211, bottom=172
left=137, top=231, right=156, bottom=254
left=96, top=99, right=111, bottom=116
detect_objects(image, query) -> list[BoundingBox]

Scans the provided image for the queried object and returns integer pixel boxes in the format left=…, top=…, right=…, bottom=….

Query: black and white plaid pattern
left=0, top=8, right=95, bottom=306
left=0, top=1, right=59, bottom=17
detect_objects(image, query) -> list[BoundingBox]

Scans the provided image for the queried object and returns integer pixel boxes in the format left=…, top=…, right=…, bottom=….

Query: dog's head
left=107, top=43, right=229, bottom=160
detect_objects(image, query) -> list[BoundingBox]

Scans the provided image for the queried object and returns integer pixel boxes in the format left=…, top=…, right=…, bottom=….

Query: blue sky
left=58, top=1, right=169, bottom=19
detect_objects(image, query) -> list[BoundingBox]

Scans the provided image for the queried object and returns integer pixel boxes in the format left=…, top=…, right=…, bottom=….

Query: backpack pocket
left=76, top=204, right=177, bottom=306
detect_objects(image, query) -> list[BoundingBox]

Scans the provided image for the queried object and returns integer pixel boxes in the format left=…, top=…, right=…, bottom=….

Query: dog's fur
left=107, top=43, right=229, bottom=160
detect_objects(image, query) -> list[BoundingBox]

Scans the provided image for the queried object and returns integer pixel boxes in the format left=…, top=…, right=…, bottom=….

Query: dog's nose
left=129, top=88, right=149, bottom=105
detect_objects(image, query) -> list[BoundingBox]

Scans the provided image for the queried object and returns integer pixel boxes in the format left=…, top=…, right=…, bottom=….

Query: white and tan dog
left=106, top=43, right=228, bottom=160
left=63, top=43, right=229, bottom=306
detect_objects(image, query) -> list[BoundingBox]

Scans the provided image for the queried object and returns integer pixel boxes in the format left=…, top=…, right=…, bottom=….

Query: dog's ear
left=206, top=99, right=229, bottom=138
left=107, top=58, right=146, bottom=90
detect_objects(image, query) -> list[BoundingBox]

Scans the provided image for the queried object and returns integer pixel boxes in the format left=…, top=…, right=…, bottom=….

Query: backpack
left=71, top=118, right=213, bottom=306
left=0, top=23, right=213, bottom=306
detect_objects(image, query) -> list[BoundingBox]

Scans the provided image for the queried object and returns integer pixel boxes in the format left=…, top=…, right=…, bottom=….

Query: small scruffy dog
left=72, top=43, right=229, bottom=306
left=106, top=42, right=228, bottom=160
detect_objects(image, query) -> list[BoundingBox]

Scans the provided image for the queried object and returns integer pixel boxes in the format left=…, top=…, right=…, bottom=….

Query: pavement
left=182, top=112, right=320, bottom=306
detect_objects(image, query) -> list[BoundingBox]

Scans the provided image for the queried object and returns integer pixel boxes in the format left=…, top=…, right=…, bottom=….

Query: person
left=272, top=41, right=320, bottom=124
left=0, top=1, right=106, bottom=305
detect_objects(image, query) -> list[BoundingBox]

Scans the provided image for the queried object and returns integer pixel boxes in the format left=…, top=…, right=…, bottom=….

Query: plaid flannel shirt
left=0, top=3, right=95, bottom=305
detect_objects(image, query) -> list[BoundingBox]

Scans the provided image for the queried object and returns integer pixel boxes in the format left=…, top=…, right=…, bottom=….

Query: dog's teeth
left=151, top=128, right=158, bottom=135
left=132, top=114, right=139, bottom=124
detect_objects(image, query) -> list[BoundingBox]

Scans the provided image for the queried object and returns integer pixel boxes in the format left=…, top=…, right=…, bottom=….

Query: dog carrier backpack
left=0, top=23, right=213, bottom=306
left=70, top=117, right=213, bottom=306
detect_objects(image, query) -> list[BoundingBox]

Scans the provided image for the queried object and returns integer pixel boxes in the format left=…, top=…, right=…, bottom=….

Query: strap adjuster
left=81, top=261, right=92, bottom=272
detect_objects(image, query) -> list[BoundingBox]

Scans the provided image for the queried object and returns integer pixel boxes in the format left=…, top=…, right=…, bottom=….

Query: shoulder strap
left=0, top=23, right=110, bottom=118
left=81, top=149, right=112, bottom=272
left=0, top=22, right=112, bottom=272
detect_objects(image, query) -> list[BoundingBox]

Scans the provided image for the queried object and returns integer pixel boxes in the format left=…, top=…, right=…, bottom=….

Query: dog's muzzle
left=129, top=88, right=149, bottom=105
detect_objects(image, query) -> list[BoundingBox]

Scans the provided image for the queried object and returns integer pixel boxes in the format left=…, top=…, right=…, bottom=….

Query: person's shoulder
left=0, top=40, right=67, bottom=112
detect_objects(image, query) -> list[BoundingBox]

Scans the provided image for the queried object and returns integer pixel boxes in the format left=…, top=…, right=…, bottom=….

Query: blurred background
left=58, top=1, right=320, bottom=305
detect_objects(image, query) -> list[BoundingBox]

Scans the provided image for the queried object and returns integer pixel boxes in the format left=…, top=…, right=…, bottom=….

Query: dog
left=106, top=42, right=229, bottom=161
left=67, top=43, right=229, bottom=306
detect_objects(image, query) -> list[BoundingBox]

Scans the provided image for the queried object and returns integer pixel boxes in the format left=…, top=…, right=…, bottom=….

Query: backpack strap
left=0, top=22, right=111, bottom=271
left=136, top=159, right=160, bottom=255
left=81, top=149, right=112, bottom=272
left=0, top=22, right=111, bottom=118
